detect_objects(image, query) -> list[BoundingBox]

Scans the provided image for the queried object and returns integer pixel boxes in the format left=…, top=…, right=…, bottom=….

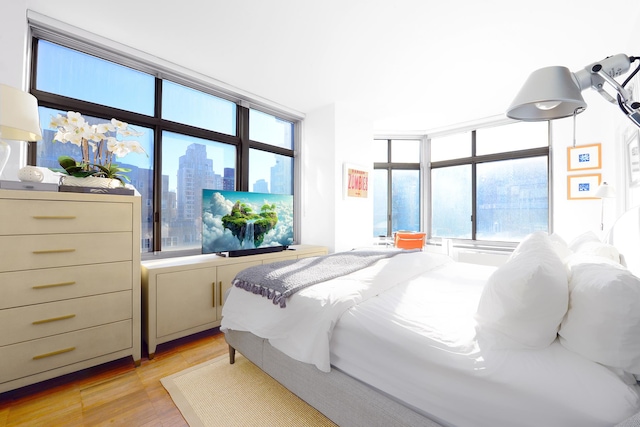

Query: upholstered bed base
left=225, top=329, right=640, bottom=427
left=224, top=329, right=443, bottom=427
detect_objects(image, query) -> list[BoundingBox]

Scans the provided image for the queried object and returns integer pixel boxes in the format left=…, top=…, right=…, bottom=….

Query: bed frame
left=225, top=329, right=442, bottom=427
left=224, top=206, right=640, bottom=427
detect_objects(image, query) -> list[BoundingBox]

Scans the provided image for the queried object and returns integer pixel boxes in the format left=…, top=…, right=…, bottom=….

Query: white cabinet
left=0, top=190, right=141, bottom=393
left=141, top=245, right=328, bottom=357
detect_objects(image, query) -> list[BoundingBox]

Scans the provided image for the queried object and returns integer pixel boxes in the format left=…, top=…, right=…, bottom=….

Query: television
left=202, top=189, right=294, bottom=257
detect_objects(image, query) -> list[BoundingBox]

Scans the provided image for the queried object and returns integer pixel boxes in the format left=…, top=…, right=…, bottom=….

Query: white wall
left=300, top=104, right=338, bottom=251
left=550, top=26, right=640, bottom=243
left=300, top=102, right=374, bottom=253
left=550, top=94, right=618, bottom=242
left=0, top=0, right=29, bottom=180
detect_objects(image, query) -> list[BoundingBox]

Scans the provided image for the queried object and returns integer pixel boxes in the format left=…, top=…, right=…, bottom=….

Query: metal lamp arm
left=573, top=54, right=640, bottom=128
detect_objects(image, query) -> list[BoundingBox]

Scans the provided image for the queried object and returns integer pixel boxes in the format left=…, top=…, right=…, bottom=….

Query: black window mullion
left=387, top=139, right=393, bottom=237
left=471, top=131, right=477, bottom=240
left=152, top=78, right=163, bottom=252
left=237, top=106, right=250, bottom=191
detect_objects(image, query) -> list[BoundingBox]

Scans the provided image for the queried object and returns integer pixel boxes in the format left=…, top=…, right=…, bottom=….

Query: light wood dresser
left=141, top=244, right=328, bottom=358
left=0, top=189, right=141, bottom=393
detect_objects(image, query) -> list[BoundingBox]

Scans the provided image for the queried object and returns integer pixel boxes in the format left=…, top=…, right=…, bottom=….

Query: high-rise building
left=270, top=156, right=292, bottom=194
left=253, top=178, right=268, bottom=193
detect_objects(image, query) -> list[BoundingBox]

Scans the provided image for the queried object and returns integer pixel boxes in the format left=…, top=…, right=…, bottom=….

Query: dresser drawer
left=0, top=320, right=132, bottom=384
left=0, top=199, right=132, bottom=235
left=0, top=262, right=132, bottom=309
left=0, top=291, right=132, bottom=346
left=0, top=233, right=132, bottom=272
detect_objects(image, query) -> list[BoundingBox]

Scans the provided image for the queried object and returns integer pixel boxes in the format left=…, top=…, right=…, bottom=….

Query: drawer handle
left=32, top=249, right=76, bottom=255
left=219, top=281, right=223, bottom=306
left=33, top=347, right=76, bottom=360
left=32, top=215, right=77, bottom=220
left=33, top=281, right=76, bottom=289
left=32, top=314, right=76, bottom=325
left=212, top=282, right=216, bottom=307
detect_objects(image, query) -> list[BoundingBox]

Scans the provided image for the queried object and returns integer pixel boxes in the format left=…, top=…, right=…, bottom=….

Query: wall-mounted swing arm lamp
left=507, top=54, right=640, bottom=129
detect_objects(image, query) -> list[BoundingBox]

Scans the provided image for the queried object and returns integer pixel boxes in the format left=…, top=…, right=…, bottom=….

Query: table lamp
left=0, top=84, right=43, bottom=177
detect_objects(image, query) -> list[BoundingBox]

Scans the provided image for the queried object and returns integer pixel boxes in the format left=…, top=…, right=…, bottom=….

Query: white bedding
left=221, top=250, right=640, bottom=426
left=330, top=260, right=640, bottom=427
left=221, top=251, right=452, bottom=371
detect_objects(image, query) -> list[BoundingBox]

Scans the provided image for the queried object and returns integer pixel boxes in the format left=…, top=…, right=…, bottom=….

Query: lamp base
left=0, top=139, right=10, bottom=177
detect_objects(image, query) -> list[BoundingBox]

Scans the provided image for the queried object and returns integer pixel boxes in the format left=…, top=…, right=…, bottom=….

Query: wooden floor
left=0, top=328, right=228, bottom=427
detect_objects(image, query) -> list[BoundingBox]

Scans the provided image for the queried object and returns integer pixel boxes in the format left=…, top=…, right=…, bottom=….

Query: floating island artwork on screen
left=202, top=190, right=294, bottom=256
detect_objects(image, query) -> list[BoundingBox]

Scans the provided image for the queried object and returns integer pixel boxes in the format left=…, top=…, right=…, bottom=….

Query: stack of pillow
left=475, top=230, right=640, bottom=382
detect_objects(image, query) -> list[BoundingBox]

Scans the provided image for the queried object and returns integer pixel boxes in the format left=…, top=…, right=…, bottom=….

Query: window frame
left=373, top=138, right=423, bottom=237
left=429, top=122, right=551, bottom=245
left=27, top=24, right=299, bottom=259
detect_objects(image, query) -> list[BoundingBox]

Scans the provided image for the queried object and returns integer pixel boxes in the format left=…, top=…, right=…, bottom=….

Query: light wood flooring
left=0, top=328, right=228, bottom=427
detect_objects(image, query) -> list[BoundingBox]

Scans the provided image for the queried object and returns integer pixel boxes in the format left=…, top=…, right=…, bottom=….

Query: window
left=373, top=139, right=421, bottom=237
left=430, top=121, right=549, bottom=243
left=30, top=36, right=297, bottom=257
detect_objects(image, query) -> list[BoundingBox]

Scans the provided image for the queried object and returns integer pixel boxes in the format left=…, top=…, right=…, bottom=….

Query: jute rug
left=161, top=353, right=338, bottom=426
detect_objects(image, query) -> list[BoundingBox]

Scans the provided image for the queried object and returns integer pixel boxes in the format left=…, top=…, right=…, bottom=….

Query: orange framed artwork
left=567, top=143, right=602, bottom=171
left=567, top=173, right=601, bottom=200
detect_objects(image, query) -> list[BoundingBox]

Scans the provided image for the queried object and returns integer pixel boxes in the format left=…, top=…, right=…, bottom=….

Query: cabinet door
left=156, top=267, right=217, bottom=337
left=216, top=261, right=262, bottom=319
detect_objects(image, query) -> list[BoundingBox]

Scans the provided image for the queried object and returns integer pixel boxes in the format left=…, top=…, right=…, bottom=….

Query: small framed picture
left=567, top=173, right=601, bottom=200
left=343, top=163, right=369, bottom=199
left=567, top=143, right=602, bottom=171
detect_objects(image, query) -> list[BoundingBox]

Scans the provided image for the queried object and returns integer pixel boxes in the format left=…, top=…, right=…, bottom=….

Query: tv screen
left=202, top=190, right=294, bottom=256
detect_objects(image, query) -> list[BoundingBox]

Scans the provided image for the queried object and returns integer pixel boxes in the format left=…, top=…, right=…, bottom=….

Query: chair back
left=394, top=232, right=426, bottom=250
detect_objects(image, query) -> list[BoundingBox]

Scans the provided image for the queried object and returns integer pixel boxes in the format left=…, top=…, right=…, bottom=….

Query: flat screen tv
left=202, top=189, right=294, bottom=257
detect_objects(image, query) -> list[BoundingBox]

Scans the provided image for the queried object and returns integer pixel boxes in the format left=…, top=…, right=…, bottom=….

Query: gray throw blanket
left=232, top=248, right=408, bottom=308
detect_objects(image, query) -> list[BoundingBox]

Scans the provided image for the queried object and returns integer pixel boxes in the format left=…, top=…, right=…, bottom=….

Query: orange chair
left=394, top=231, right=426, bottom=250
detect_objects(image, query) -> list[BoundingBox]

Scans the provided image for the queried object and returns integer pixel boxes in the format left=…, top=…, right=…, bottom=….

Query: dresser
left=141, top=245, right=328, bottom=358
left=0, top=189, right=141, bottom=393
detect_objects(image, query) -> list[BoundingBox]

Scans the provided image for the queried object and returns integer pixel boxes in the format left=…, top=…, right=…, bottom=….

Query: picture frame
left=627, top=131, right=640, bottom=187
left=343, top=163, right=369, bottom=199
left=567, top=143, right=602, bottom=171
left=567, top=173, right=601, bottom=200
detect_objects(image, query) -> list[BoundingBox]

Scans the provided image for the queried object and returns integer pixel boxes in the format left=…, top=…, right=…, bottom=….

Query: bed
left=221, top=206, right=640, bottom=427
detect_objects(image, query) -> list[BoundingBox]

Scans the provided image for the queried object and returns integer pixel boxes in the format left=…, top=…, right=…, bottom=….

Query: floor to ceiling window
left=30, top=32, right=297, bottom=258
left=430, top=121, right=550, bottom=243
left=373, top=139, right=421, bottom=237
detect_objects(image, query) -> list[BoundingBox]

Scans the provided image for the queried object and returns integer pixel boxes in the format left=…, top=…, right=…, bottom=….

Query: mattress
left=330, top=261, right=640, bottom=427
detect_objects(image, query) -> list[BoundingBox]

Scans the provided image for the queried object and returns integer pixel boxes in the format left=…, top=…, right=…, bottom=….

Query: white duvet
left=221, top=250, right=450, bottom=371
left=221, top=251, right=640, bottom=427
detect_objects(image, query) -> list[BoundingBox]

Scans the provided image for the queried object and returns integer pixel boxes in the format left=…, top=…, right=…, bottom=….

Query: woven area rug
left=161, top=353, right=338, bottom=427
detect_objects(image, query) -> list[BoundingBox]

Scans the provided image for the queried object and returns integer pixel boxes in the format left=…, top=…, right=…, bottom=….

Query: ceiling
left=25, top=0, right=640, bottom=132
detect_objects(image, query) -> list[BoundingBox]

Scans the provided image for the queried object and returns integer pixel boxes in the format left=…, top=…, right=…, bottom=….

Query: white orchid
left=50, top=111, right=147, bottom=184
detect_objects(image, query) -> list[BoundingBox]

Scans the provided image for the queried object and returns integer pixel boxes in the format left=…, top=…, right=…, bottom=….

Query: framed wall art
left=343, top=163, right=369, bottom=199
left=567, top=173, right=601, bottom=200
left=567, top=143, right=602, bottom=171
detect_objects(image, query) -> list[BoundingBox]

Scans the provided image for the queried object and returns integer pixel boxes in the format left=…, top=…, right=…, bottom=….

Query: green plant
left=56, top=155, right=133, bottom=185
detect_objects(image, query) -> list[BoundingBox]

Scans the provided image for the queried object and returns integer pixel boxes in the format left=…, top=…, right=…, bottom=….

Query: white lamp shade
left=0, top=84, right=42, bottom=141
left=595, top=182, right=616, bottom=198
left=507, top=66, right=587, bottom=121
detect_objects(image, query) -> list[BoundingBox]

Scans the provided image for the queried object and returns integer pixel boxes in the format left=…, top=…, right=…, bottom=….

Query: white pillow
left=559, top=262, right=640, bottom=375
left=568, top=231, right=601, bottom=253
left=576, top=241, right=621, bottom=264
left=475, top=232, right=569, bottom=349
left=549, top=233, right=573, bottom=261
